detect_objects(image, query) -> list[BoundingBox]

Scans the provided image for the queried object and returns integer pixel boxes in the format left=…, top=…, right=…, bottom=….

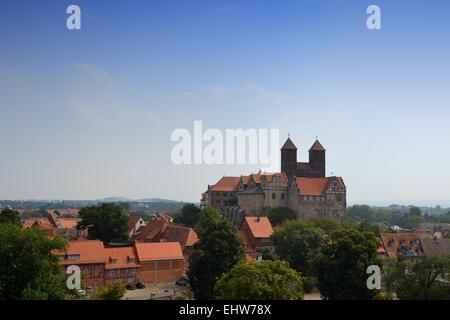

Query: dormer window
left=110, top=258, right=118, bottom=264
left=128, top=257, right=136, bottom=263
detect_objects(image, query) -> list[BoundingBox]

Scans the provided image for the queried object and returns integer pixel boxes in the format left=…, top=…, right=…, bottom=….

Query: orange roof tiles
left=104, top=246, right=141, bottom=270
left=135, top=218, right=169, bottom=241
left=210, top=176, right=241, bottom=192
left=296, top=177, right=330, bottom=196
left=159, top=225, right=199, bottom=248
left=58, top=218, right=80, bottom=229
left=244, top=216, right=273, bottom=238
left=210, top=173, right=288, bottom=192
left=56, top=240, right=107, bottom=265
left=380, top=231, right=432, bottom=258
left=135, top=242, right=184, bottom=262
left=22, top=217, right=54, bottom=229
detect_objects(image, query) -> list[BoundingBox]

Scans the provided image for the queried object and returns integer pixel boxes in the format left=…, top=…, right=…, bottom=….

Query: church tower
left=281, top=137, right=297, bottom=178
left=309, top=139, right=326, bottom=178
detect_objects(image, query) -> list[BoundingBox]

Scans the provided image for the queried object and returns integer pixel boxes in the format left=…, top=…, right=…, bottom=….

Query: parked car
left=136, top=282, right=145, bottom=289
left=126, top=283, right=136, bottom=290
left=175, top=278, right=190, bottom=286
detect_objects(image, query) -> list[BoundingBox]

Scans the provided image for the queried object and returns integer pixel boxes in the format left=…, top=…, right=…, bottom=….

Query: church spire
left=281, top=137, right=297, bottom=150
left=309, top=139, right=325, bottom=151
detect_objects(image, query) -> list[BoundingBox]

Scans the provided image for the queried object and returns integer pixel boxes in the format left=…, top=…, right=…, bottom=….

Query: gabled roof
left=128, top=215, right=145, bottom=233
left=296, top=177, right=329, bottom=196
left=379, top=232, right=432, bottom=258
left=135, top=242, right=184, bottom=261
left=134, top=218, right=169, bottom=241
left=47, top=209, right=79, bottom=216
left=243, top=216, right=273, bottom=238
left=104, top=246, right=141, bottom=270
left=309, top=139, right=326, bottom=151
left=56, top=240, right=108, bottom=265
left=22, top=217, right=55, bottom=229
left=420, top=238, right=450, bottom=257
left=296, top=176, right=345, bottom=196
left=57, top=218, right=80, bottom=229
left=210, top=173, right=288, bottom=192
left=158, top=225, right=199, bottom=248
left=210, top=177, right=241, bottom=192
left=281, top=137, right=297, bottom=150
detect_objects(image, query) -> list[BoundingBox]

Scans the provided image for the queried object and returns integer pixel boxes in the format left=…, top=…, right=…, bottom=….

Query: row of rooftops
left=378, top=231, right=450, bottom=258
left=55, top=240, right=184, bottom=268
left=208, top=172, right=345, bottom=196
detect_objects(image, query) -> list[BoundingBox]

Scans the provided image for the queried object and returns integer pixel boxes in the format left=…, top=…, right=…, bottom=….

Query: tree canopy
left=0, top=223, right=67, bottom=300
left=174, top=203, right=201, bottom=228
left=386, top=256, right=450, bottom=300
left=91, top=282, right=126, bottom=300
left=214, top=259, right=303, bottom=300
left=77, top=203, right=129, bottom=244
left=272, top=219, right=323, bottom=277
left=267, top=207, right=297, bottom=226
left=314, top=227, right=380, bottom=300
left=188, top=206, right=244, bottom=300
left=0, top=208, right=21, bottom=226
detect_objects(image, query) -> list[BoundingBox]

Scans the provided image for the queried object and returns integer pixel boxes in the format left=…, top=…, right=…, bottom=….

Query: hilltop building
left=202, top=137, right=347, bottom=225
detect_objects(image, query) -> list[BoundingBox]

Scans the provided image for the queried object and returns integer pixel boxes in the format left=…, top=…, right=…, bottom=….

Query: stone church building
left=202, top=137, right=347, bottom=225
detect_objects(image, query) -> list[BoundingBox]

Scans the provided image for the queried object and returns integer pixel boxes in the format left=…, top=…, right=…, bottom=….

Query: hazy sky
left=1, top=0, right=450, bottom=206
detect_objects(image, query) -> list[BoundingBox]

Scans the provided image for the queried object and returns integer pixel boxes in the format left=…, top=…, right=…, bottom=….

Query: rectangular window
left=109, top=270, right=115, bottom=276
left=272, top=193, right=276, bottom=200
left=281, top=193, right=285, bottom=200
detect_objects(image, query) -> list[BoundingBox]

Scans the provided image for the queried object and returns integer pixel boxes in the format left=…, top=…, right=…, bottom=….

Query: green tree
left=0, top=224, right=67, bottom=300
left=77, top=203, right=129, bottom=244
left=267, top=207, right=297, bottom=226
left=214, top=259, right=303, bottom=300
left=357, top=220, right=381, bottom=236
left=314, top=227, right=380, bottom=300
left=272, top=220, right=323, bottom=277
left=385, top=256, right=450, bottom=300
left=409, top=206, right=422, bottom=217
left=0, top=208, right=21, bottom=225
left=91, top=282, right=126, bottom=300
left=310, top=218, right=341, bottom=234
left=174, top=203, right=201, bottom=228
left=188, top=206, right=244, bottom=300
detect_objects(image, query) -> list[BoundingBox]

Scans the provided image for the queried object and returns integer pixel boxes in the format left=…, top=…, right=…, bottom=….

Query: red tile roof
left=104, top=247, right=141, bottom=270
left=48, top=209, right=79, bottom=216
left=244, top=216, right=273, bottom=238
left=56, top=240, right=108, bottom=265
left=135, top=242, right=184, bottom=261
left=22, top=217, right=54, bottom=229
left=159, top=225, right=199, bottom=248
left=134, top=218, right=169, bottom=241
left=380, top=231, right=432, bottom=258
left=296, top=177, right=330, bottom=196
left=210, top=176, right=241, bottom=192
left=210, top=173, right=288, bottom=192
left=58, top=218, right=80, bottom=229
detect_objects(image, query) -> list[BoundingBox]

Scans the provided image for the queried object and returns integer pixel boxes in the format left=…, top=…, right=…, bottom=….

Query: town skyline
left=1, top=1, right=450, bottom=204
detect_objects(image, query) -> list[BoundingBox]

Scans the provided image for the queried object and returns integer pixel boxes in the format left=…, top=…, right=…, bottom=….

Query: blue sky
left=1, top=0, right=450, bottom=205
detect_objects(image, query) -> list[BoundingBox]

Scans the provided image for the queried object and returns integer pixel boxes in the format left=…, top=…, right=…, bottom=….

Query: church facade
left=202, top=137, right=347, bottom=225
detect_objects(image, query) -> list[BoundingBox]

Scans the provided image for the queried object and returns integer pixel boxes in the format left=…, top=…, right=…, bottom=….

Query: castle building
left=202, top=137, right=347, bottom=225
